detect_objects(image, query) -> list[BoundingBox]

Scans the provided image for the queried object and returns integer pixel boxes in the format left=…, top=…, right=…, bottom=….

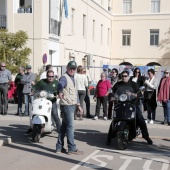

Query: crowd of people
left=1, top=61, right=170, bottom=153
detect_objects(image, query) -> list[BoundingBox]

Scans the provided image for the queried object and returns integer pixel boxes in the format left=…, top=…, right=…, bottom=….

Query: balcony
left=49, top=18, right=61, bottom=36
left=0, top=15, right=6, bottom=29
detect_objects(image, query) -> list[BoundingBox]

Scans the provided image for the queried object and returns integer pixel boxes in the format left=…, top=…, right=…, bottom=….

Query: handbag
left=144, top=91, right=154, bottom=100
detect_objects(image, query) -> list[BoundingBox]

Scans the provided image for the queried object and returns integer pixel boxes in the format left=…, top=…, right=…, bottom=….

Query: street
left=0, top=103, right=170, bottom=170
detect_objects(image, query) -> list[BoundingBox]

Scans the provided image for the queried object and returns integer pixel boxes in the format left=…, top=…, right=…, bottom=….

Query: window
left=71, top=8, right=75, bottom=33
left=122, top=30, right=131, bottom=46
left=83, top=14, right=86, bottom=37
left=92, top=20, right=95, bottom=41
left=150, top=30, right=159, bottom=46
left=101, top=24, right=103, bottom=44
left=20, top=0, right=25, bottom=7
left=107, top=28, right=110, bottom=45
left=151, top=0, right=160, bottom=13
left=123, top=0, right=132, bottom=14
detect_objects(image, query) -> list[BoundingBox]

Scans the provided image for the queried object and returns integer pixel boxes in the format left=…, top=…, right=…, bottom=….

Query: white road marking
left=143, top=158, right=169, bottom=170
left=119, top=156, right=142, bottom=170
left=83, top=155, right=113, bottom=169
left=70, top=150, right=100, bottom=170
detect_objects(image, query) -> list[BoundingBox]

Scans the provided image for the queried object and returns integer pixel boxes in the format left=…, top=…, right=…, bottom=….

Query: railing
left=49, top=18, right=61, bottom=36
left=0, top=15, right=6, bottom=29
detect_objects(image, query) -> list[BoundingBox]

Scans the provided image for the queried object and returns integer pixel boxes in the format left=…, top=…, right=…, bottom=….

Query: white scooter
left=30, top=90, right=58, bottom=142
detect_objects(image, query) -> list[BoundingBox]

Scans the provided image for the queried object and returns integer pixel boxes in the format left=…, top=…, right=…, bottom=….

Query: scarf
left=157, top=77, right=170, bottom=102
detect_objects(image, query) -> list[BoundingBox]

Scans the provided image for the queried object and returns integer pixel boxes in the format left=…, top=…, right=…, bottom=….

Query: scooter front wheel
left=116, top=131, right=128, bottom=150
left=32, top=124, right=41, bottom=142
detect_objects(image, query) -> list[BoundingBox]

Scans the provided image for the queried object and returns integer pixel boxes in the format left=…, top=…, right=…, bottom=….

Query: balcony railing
left=49, top=18, right=61, bottom=36
left=0, top=15, right=6, bottom=29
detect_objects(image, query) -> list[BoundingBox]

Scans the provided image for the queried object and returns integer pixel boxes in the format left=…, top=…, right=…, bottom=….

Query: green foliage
left=0, top=29, right=31, bottom=74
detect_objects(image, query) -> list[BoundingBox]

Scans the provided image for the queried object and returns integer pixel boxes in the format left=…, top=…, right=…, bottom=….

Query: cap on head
left=67, top=61, right=77, bottom=69
left=26, top=65, right=32, bottom=69
left=164, top=69, right=170, bottom=73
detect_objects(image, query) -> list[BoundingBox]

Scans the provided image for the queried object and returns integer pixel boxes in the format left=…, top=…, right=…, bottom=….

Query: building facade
left=0, top=0, right=170, bottom=77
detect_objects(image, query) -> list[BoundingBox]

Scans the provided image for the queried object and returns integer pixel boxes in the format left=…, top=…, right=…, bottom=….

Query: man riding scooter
left=106, top=71, right=153, bottom=145
left=25, top=70, right=61, bottom=134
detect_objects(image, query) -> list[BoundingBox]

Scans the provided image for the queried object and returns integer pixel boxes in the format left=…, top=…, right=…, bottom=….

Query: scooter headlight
left=119, top=94, right=127, bottom=102
left=39, top=91, right=47, bottom=98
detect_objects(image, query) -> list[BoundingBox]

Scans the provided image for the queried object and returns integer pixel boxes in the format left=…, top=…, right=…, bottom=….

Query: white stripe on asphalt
left=70, top=150, right=100, bottom=170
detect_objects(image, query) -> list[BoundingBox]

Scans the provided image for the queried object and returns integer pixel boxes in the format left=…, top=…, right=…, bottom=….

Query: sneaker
left=55, top=148, right=67, bottom=154
left=25, top=128, right=32, bottom=135
left=144, top=137, right=153, bottom=145
left=93, top=116, right=98, bottom=120
left=103, top=116, right=107, bottom=120
left=86, top=115, right=93, bottom=118
left=145, top=119, right=150, bottom=124
left=161, top=120, right=167, bottom=125
left=68, top=149, right=84, bottom=155
left=149, top=120, right=154, bottom=124
left=15, top=113, right=19, bottom=116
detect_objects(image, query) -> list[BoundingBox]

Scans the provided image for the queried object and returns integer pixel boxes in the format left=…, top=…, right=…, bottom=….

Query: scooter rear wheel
left=32, top=124, right=41, bottom=142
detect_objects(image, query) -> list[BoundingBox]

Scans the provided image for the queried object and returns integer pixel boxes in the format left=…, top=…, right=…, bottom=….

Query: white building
left=0, top=0, right=170, bottom=78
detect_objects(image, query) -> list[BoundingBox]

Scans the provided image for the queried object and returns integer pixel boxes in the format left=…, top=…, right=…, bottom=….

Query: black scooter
left=106, top=86, right=144, bottom=150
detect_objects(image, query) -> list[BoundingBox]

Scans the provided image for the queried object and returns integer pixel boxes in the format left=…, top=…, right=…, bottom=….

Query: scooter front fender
left=114, top=121, right=127, bottom=131
left=32, top=116, right=46, bottom=125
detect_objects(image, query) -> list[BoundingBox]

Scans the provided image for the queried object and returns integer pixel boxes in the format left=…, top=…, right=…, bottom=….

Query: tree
left=0, top=29, right=31, bottom=74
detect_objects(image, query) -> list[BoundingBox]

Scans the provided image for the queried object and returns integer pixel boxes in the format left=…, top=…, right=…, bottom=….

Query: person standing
left=56, top=61, right=83, bottom=155
left=74, top=66, right=88, bottom=120
left=108, top=68, right=119, bottom=119
left=157, top=69, right=170, bottom=125
left=130, top=67, right=145, bottom=111
left=144, top=68, right=158, bottom=124
left=0, top=62, right=12, bottom=115
left=93, top=72, right=111, bottom=120
left=83, top=68, right=93, bottom=118
left=14, top=66, right=25, bottom=116
left=21, top=65, right=36, bottom=116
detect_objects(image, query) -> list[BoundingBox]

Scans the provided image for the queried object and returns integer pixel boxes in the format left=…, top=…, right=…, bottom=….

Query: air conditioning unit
left=87, top=54, right=93, bottom=67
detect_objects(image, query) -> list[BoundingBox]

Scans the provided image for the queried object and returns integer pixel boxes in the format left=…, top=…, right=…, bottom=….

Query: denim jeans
left=24, top=94, right=34, bottom=115
left=17, top=90, right=23, bottom=113
left=56, top=105, right=76, bottom=152
left=0, top=84, right=8, bottom=113
left=162, top=100, right=170, bottom=123
left=51, top=102, right=61, bottom=132
left=78, top=90, right=86, bottom=109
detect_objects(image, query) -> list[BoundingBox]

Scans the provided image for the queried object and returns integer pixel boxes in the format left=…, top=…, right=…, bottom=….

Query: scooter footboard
left=32, top=116, right=46, bottom=124
left=114, top=121, right=127, bottom=131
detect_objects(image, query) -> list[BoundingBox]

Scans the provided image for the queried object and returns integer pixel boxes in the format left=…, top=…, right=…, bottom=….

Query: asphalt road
left=0, top=103, right=170, bottom=170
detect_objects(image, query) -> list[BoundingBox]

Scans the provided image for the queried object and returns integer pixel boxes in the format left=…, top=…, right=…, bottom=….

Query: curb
left=0, top=136, right=12, bottom=147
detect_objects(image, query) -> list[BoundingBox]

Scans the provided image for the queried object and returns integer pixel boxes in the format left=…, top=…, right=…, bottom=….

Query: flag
left=64, top=0, right=68, bottom=18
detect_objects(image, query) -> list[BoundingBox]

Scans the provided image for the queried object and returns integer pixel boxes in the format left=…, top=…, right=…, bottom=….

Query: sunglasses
left=47, top=76, right=54, bottom=78
left=164, top=72, right=169, bottom=74
left=135, top=71, right=140, bottom=73
left=122, top=75, right=128, bottom=78
left=70, top=68, right=76, bottom=70
left=1, top=66, right=6, bottom=67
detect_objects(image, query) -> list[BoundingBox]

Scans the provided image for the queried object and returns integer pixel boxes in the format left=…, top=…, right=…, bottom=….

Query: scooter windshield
left=114, top=86, right=136, bottom=102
